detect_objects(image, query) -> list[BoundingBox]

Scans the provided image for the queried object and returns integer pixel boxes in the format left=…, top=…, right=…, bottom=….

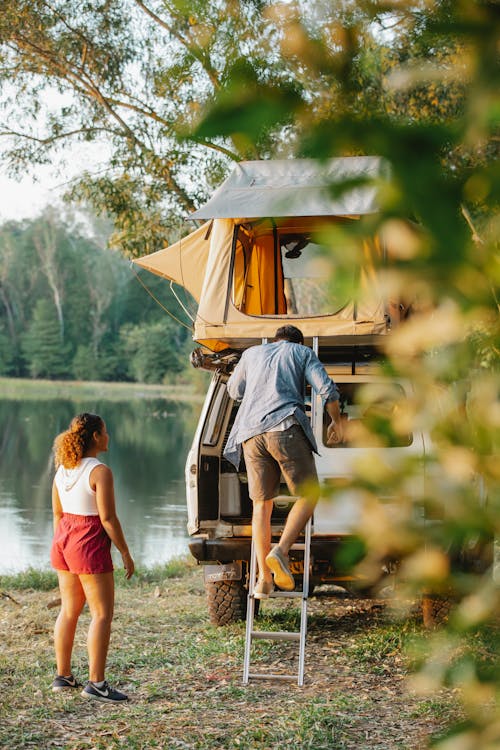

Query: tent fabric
left=133, top=220, right=211, bottom=303
left=190, top=157, right=388, bottom=220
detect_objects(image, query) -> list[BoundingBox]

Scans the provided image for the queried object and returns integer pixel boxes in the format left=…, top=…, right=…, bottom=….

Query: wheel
left=205, top=579, right=258, bottom=626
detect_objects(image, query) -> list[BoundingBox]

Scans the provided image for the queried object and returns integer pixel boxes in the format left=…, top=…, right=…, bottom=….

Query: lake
left=0, top=393, right=202, bottom=574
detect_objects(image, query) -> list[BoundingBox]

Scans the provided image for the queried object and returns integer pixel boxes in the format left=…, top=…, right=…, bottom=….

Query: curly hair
left=53, top=413, right=104, bottom=469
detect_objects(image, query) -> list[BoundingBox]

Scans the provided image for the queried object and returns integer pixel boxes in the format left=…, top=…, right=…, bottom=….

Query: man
left=224, top=325, right=343, bottom=599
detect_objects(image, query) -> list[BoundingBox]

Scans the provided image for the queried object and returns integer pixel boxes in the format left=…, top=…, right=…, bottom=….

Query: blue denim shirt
left=223, top=340, right=340, bottom=469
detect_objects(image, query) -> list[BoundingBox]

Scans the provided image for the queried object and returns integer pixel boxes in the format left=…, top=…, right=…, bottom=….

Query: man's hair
left=274, top=325, right=304, bottom=345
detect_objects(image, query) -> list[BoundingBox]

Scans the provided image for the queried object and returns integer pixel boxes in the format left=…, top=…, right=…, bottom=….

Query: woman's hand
left=121, top=551, right=135, bottom=579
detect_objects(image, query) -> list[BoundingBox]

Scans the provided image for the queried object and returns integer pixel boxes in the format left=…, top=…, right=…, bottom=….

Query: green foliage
left=0, top=324, right=15, bottom=375
left=0, top=567, right=58, bottom=591
left=119, top=317, right=188, bottom=383
left=0, top=212, right=194, bottom=383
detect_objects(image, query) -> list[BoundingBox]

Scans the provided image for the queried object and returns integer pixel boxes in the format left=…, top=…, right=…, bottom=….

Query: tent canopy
left=190, top=157, right=388, bottom=220
left=133, top=220, right=211, bottom=303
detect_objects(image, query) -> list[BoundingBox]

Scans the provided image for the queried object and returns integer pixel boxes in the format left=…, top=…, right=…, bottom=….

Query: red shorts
left=51, top=514, right=113, bottom=575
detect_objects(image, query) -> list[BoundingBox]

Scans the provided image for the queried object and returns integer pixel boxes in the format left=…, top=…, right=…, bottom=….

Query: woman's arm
left=92, top=465, right=135, bottom=579
left=52, top=481, right=63, bottom=532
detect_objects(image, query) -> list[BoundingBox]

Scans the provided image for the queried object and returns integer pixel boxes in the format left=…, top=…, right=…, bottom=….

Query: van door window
left=202, top=384, right=230, bottom=446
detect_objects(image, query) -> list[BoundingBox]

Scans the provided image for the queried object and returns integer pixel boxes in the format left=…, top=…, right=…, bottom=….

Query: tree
left=21, top=298, right=70, bottom=378
left=32, top=211, right=67, bottom=340
left=0, top=322, right=15, bottom=375
left=119, top=318, right=188, bottom=383
left=0, top=0, right=297, bottom=254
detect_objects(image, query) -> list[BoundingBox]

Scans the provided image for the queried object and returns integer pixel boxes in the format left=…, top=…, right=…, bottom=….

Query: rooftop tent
left=134, top=157, right=393, bottom=351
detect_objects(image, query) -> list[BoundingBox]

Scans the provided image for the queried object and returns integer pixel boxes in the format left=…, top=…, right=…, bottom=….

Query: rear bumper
left=188, top=536, right=349, bottom=564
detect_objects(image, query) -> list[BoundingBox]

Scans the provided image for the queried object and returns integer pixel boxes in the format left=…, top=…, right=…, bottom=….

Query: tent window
left=280, top=234, right=334, bottom=316
left=231, top=224, right=352, bottom=318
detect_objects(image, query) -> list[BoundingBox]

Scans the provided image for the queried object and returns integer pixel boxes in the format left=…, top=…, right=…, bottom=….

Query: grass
left=0, top=567, right=58, bottom=591
left=0, top=566, right=481, bottom=750
left=0, top=376, right=205, bottom=403
left=0, top=558, right=193, bottom=593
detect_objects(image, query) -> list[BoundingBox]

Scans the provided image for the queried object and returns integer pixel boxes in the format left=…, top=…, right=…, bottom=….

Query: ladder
left=242, top=515, right=312, bottom=686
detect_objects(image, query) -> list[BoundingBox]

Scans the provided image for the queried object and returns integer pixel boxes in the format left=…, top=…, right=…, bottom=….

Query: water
left=0, top=395, right=202, bottom=574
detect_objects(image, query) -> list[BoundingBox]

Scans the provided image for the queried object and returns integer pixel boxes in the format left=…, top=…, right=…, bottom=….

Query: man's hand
left=326, top=419, right=344, bottom=446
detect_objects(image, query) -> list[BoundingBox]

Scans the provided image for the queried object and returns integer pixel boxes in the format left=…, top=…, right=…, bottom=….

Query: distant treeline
left=0, top=211, right=195, bottom=383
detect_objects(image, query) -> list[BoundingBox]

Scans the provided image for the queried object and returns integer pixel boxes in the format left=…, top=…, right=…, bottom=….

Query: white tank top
left=54, top=457, right=103, bottom=516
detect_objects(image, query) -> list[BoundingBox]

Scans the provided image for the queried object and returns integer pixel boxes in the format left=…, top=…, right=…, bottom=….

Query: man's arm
left=226, top=354, right=247, bottom=401
left=305, top=351, right=344, bottom=443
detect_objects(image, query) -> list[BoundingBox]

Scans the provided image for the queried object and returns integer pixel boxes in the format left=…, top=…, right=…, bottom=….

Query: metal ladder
left=242, top=515, right=312, bottom=686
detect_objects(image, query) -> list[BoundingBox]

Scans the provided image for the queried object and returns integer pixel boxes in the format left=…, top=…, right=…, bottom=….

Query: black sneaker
left=52, top=674, right=81, bottom=692
left=81, top=681, right=128, bottom=703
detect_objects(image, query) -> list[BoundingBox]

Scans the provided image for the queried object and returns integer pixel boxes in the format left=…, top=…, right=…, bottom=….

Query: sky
left=0, top=168, right=64, bottom=222
left=0, top=137, right=109, bottom=223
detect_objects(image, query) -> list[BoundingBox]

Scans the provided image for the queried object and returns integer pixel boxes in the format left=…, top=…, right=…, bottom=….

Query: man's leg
left=252, top=498, right=274, bottom=583
left=243, top=434, right=280, bottom=592
left=276, top=493, right=318, bottom=556
left=265, top=426, right=320, bottom=589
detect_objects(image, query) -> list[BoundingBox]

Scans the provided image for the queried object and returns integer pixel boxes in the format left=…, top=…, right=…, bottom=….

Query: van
left=134, top=158, right=491, bottom=625
left=185, top=345, right=427, bottom=625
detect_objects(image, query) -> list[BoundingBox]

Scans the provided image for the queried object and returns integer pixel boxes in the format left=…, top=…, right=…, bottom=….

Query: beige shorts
left=242, top=424, right=319, bottom=502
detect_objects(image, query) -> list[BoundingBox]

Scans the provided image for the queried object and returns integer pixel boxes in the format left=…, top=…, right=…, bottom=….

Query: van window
left=202, top=384, right=230, bottom=446
left=323, top=382, right=413, bottom=448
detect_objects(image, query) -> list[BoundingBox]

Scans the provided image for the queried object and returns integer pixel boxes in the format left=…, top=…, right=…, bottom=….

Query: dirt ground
left=0, top=567, right=462, bottom=750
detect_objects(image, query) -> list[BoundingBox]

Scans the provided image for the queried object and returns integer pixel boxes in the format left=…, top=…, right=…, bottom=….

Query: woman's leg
left=54, top=571, right=86, bottom=676
left=79, top=572, right=114, bottom=683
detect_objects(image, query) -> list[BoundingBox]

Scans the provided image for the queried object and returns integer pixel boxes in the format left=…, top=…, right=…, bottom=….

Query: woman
left=50, top=412, right=134, bottom=703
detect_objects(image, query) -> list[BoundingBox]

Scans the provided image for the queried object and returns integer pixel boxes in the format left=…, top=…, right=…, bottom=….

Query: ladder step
left=247, top=672, right=298, bottom=681
left=268, top=590, right=304, bottom=599
left=290, top=542, right=305, bottom=550
left=251, top=630, right=300, bottom=641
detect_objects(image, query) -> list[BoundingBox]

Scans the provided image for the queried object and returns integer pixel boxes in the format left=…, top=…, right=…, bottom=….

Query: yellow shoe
left=265, top=547, right=295, bottom=591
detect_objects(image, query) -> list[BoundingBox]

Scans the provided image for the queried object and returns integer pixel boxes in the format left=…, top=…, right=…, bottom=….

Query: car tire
left=205, top=579, right=259, bottom=626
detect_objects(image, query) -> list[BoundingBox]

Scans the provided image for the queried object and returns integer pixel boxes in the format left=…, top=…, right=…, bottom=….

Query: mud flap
left=203, top=561, right=242, bottom=583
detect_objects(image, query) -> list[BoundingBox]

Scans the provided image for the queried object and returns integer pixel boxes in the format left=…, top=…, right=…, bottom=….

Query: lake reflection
left=0, top=396, right=201, bottom=573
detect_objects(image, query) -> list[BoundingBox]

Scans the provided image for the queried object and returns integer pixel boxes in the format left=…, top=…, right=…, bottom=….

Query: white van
left=185, top=346, right=427, bottom=625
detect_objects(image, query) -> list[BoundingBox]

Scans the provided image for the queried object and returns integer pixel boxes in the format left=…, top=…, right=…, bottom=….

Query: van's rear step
left=188, top=536, right=350, bottom=564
